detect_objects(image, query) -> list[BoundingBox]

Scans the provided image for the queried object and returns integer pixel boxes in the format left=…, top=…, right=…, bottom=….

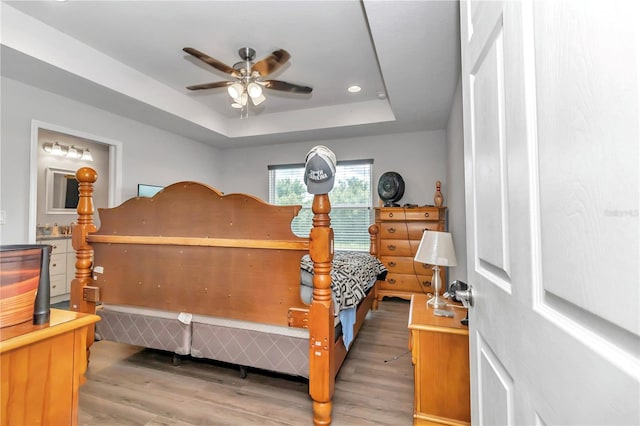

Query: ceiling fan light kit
left=183, top=46, right=312, bottom=117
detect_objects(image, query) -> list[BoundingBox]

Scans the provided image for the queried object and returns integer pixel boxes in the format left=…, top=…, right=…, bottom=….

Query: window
left=269, top=159, right=373, bottom=251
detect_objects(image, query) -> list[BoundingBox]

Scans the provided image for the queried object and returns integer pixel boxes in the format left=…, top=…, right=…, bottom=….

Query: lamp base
left=428, top=265, right=447, bottom=309
left=427, top=295, right=448, bottom=309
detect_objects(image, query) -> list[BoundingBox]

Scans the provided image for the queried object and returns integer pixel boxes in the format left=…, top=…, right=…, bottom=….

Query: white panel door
left=460, top=1, right=639, bottom=424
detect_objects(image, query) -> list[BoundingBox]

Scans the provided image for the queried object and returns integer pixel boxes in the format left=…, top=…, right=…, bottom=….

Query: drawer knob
left=52, top=263, right=57, bottom=267
left=52, top=285, right=57, bottom=288
left=388, top=227, right=396, bottom=233
left=387, top=244, right=396, bottom=251
left=388, top=212, right=394, bottom=218
left=424, top=212, right=430, bottom=217
left=422, top=281, right=431, bottom=287
left=388, top=278, right=396, bottom=284
left=388, top=261, right=397, bottom=267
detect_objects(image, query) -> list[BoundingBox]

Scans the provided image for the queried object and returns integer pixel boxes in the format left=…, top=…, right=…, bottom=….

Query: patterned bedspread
left=300, top=251, right=387, bottom=312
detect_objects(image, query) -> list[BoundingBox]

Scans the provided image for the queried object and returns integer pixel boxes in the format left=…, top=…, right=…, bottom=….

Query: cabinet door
left=49, top=253, right=66, bottom=277
left=50, top=275, right=67, bottom=297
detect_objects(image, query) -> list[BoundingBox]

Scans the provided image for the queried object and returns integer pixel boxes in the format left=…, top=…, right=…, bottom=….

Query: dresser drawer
left=377, top=208, right=406, bottom=221
left=381, top=273, right=432, bottom=293
left=379, top=240, right=419, bottom=256
left=380, top=256, right=434, bottom=275
left=380, top=221, right=443, bottom=240
left=404, top=208, right=441, bottom=222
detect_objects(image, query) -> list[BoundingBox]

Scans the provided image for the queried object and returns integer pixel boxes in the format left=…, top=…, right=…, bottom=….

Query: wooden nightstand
left=408, top=294, right=470, bottom=425
left=1, top=309, right=100, bottom=426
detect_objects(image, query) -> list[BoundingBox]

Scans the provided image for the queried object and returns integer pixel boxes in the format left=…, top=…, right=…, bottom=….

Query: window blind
left=268, top=159, right=373, bottom=251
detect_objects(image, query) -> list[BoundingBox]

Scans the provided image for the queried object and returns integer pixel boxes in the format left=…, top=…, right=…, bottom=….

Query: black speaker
left=33, top=244, right=52, bottom=324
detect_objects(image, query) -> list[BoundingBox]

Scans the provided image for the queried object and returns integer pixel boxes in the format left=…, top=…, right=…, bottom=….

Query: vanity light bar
left=43, top=142, right=93, bottom=162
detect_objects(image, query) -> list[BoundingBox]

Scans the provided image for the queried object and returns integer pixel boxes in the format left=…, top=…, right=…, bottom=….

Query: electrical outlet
left=0, top=210, right=6, bottom=225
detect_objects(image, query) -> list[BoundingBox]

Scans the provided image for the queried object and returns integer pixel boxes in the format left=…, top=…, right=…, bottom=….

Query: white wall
left=445, top=79, right=468, bottom=283
left=0, top=77, right=223, bottom=244
left=220, top=130, right=448, bottom=207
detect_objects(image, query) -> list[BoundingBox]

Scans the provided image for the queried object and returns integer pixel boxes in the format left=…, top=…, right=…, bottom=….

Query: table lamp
left=414, top=230, right=457, bottom=309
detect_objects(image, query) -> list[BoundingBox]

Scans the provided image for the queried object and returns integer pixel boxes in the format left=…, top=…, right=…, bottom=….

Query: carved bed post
left=70, top=167, right=98, bottom=350
left=368, top=224, right=380, bottom=310
left=308, top=193, right=335, bottom=426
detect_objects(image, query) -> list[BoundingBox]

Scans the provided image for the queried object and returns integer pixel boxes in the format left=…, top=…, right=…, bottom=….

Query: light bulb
left=227, top=83, right=244, bottom=99
left=81, top=149, right=93, bottom=162
left=251, top=93, right=266, bottom=106
left=67, top=145, right=79, bottom=159
left=247, top=82, right=263, bottom=98
left=51, top=142, right=63, bottom=156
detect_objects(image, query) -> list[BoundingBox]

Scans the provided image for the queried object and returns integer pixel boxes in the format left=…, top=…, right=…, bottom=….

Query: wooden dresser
left=1, top=309, right=100, bottom=426
left=408, top=294, right=470, bottom=425
left=373, top=206, right=447, bottom=302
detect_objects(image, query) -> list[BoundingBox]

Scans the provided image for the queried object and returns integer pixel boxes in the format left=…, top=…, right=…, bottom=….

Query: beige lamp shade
left=414, top=230, right=457, bottom=267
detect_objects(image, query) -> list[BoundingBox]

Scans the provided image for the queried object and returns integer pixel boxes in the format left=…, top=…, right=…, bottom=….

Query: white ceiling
left=1, top=0, right=461, bottom=149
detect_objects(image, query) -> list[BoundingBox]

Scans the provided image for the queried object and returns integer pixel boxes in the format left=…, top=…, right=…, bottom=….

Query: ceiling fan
left=183, top=47, right=312, bottom=109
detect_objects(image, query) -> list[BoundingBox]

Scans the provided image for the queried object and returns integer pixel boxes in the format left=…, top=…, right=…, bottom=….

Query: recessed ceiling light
left=348, top=85, right=361, bottom=93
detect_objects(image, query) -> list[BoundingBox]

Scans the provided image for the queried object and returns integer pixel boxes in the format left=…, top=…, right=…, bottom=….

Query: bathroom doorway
left=29, top=120, right=122, bottom=243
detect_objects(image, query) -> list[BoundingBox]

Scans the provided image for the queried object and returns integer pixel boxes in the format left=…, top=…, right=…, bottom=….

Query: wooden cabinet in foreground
left=1, top=309, right=100, bottom=426
left=408, top=294, right=470, bottom=425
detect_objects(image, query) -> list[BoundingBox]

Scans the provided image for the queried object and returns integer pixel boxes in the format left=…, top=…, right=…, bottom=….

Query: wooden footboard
left=71, top=167, right=378, bottom=426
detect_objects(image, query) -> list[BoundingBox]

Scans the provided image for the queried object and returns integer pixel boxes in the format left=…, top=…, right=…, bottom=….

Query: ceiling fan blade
left=183, top=47, right=240, bottom=77
left=186, top=81, right=233, bottom=91
left=251, top=49, right=291, bottom=77
left=263, top=80, right=313, bottom=94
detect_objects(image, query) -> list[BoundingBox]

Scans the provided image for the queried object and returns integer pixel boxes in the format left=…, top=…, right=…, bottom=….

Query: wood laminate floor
left=78, top=299, right=414, bottom=425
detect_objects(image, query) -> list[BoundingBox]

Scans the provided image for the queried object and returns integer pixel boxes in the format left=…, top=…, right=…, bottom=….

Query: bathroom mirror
left=46, top=168, right=79, bottom=214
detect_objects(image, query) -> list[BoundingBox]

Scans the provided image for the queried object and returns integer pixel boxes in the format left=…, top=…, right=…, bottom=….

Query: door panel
left=470, top=24, right=512, bottom=289
left=460, top=1, right=639, bottom=424
left=478, top=334, right=513, bottom=426
left=532, top=0, right=639, bottom=335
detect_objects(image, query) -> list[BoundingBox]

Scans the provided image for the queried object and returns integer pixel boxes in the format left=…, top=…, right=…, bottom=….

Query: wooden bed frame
left=69, top=167, right=381, bottom=425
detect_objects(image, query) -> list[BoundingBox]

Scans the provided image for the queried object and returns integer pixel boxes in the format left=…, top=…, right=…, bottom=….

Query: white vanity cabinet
left=36, top=237, right=74, bottom=304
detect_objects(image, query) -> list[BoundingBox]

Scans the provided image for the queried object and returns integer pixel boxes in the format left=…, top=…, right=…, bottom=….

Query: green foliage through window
left=269, top=160, right=373, bottom=251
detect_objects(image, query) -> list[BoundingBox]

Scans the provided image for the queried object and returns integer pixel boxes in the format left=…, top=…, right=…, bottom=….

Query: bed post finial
left=70, top=167, right=98, bottom=349
left=309, top=193, right=335, bottom=426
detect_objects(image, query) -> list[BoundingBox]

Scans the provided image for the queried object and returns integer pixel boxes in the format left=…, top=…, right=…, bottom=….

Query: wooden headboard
left=77, top=177, right=310, bottom=327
